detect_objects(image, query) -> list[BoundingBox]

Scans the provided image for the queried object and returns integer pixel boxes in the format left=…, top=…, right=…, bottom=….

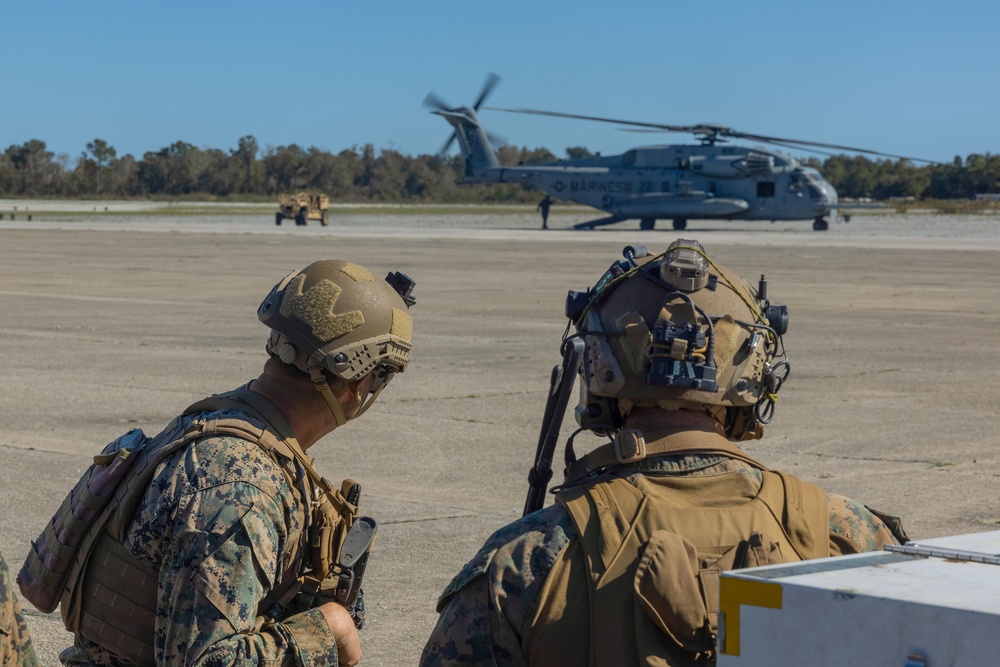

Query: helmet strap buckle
left=613, top=429, right=647, bottom=464
left=308, top=366, right=349, bottom=428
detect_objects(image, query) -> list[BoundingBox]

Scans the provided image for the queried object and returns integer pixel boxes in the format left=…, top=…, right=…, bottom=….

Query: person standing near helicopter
left=536, top=195, right=552, bottom=229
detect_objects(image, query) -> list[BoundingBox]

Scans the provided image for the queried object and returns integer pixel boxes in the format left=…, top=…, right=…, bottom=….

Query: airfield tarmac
left=2, top=207, right=999, bottom=665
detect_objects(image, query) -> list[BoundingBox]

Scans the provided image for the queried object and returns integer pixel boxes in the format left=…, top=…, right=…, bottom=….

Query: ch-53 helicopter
left=424, top=75, right=931, bottom=231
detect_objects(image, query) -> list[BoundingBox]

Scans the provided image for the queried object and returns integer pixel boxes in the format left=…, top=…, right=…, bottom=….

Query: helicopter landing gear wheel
left=813, top=217, right=829, bottom=231
left=640, top=217, right=656, bottom=231
left=672, top=218, right=687, bottom=231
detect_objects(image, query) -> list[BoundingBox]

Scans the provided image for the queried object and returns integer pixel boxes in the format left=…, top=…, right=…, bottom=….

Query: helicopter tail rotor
left=422, top=91, right=452, bottom=113
left=425, top=73, right=502, bottom=157
left=472, top=72, right=501, bottom=112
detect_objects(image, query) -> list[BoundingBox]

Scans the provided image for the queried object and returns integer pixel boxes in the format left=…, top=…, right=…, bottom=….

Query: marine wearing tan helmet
left=24, top=258, right=418, bottom=666
left=420, top=240, right=902, bottom=667
left=258, top=259, right=415, bottom=427
left=570, top=238, right=789, bottom=442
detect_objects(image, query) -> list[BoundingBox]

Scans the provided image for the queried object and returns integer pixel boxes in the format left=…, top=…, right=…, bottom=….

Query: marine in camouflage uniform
left=421, top=241, right=906, bottom=666
left=46, top=260, right=415, bottom=667
left=59, top=406, right=340, bottom=666
left=1, top=547, right=38, bottom=667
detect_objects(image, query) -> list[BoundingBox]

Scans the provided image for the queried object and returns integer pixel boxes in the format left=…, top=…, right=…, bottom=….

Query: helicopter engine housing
left=688, top=152, right=774, bottom=179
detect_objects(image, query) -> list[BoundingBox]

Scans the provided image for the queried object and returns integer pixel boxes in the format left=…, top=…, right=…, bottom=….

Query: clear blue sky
left=3, top=0, right=995, bottom=165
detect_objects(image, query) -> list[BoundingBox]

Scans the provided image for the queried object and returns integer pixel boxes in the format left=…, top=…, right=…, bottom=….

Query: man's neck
left=623, top=407, right=727, bottom=439
left=249, top=363, right=338, bottom=450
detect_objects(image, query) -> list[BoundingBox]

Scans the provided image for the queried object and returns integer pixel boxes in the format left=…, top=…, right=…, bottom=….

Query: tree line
left=1, top=136, right=998, bottom=204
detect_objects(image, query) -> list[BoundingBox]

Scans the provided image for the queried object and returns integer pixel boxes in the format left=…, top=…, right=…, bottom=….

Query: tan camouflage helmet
left=568, top=239, right=789, bottom=440
left=257, top=260, right=415, bottom=425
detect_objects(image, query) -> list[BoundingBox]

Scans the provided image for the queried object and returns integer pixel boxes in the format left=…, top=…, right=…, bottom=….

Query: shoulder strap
left=558, top=478, right=648, bottom=667
left=185, top=383, right=294, bottom=440
left=184, top=385, right=342, bottom=501
left=558, top=479, right=644, bottom=579
left=756, top=470, right=830, bottom=560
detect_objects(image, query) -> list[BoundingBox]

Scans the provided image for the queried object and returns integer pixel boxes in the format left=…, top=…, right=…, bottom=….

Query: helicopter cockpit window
left=757, top=181, right=775, bottom=197
left=621, top=150, right=637, bottom=167
left=801, top=169, right=826, bottom=198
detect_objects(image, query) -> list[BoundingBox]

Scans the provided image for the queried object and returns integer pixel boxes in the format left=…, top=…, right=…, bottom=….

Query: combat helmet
left=567, top=240, right=789, bottom=441
left=257, top=260, right=416, bottom=426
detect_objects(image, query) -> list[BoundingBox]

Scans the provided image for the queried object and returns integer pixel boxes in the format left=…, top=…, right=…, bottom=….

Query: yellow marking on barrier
left=719, top=577, right=783, bottom=656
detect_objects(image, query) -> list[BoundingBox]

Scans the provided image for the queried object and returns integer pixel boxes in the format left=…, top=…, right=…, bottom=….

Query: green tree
left=74, top=138, right=118, bottom=194
left=232, top=135, right=260, bottom=194
left=6, top=140, right=61, bottom=195
left=261, top=144, right=311, bottom=194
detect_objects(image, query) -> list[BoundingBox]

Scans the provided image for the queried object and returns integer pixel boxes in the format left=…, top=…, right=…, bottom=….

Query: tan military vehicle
left=276, top=192, right=330, bottom=226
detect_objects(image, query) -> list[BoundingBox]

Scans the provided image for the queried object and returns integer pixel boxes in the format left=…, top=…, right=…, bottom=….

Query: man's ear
left=347, top=380, right=363, bottom=403
left=349, top=375, right=372, bottom=402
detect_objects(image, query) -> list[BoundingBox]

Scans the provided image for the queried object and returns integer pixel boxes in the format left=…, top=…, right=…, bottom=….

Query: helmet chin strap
left=308, top=366, right=349, bottom=428
left=307, top=365, right=391, bottom=427
left=352, top=382, right=388, bottom=420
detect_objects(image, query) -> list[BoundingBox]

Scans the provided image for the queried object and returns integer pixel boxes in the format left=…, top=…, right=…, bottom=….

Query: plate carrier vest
left=532, top=429, right=830, bottom=667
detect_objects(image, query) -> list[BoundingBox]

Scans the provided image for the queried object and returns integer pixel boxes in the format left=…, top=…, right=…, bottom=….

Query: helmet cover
left=257, top=260, right=414, bottom=383
left=570, top=240, right=789, bottom=437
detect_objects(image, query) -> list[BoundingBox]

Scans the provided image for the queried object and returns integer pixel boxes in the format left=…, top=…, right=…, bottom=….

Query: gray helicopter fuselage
left=469, top=144, right=837, bottom=222
left=435, top=103, right=838, bottom=226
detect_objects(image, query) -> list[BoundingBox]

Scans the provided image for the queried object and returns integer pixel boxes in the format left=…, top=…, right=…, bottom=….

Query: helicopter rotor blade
left=485, top=107, right=703, bottom=135
left=486, top=106, right=937, bottom=164
left=760, top=140, right=850, bottom=160
left=727, top=130, right=937, bottom=164
left=423, top=92, right=452, bottom=112
left=472, top=73, right=502, bottom=111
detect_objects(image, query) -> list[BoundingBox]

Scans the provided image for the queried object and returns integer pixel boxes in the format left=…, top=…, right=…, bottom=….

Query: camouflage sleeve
left=124, top=435, right=339, bottom=666
left=149, top=482, right=338, bottom=666
left=826, top=492, right=902, bottom=555
left=420, top=506, right=574, bottom=667
left=0, top=547, right=38, bottom=667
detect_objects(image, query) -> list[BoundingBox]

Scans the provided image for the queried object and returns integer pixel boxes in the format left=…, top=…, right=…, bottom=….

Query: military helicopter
left=425, top=75, right=931, bottom=231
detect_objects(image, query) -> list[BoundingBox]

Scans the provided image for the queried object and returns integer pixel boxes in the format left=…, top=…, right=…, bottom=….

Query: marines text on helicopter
left=425, top=75, right=932, bottom=231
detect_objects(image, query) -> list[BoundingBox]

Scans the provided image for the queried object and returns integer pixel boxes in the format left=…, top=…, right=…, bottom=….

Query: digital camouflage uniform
left=59, top=407, right=340, bottom=667
left=0, top=547, right=37, bottom=667
left=420, top=454, right=900, bottom=667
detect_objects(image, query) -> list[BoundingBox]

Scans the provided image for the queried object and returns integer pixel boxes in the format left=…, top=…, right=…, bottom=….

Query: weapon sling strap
left=556, top=430, right=828, bottom=667
left=66, top=389, right=313, bottom=667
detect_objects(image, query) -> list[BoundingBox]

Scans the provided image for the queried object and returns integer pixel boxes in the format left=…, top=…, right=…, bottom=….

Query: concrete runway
left=2, top=210, right=999, bottom=664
